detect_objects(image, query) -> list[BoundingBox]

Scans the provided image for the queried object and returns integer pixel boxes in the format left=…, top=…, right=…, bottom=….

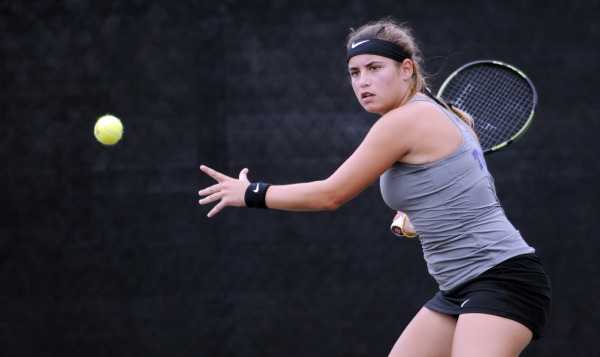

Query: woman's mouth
left=361, top=92, right=375, bottom=103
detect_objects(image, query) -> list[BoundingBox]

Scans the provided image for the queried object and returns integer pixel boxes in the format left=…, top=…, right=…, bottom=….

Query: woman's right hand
left=392, top=211, right=417, bottom=237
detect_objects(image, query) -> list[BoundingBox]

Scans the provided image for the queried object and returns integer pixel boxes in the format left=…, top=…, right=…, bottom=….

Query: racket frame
left=437, top=60, right=538, bottom=154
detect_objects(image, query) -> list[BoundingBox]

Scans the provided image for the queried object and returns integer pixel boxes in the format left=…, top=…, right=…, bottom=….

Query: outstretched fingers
left=198, top=187, right=223, bottom=205
left=200, top=165, right=229, bottom=183
left=198, top=165, right=252, bottom=217
left=198, top=182, right=222, bottom=198
left=206, top=201, right=227, bottom=218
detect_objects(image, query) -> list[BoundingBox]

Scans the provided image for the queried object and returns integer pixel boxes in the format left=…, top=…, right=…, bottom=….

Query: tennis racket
left=436, top=60, right=538, bottom=154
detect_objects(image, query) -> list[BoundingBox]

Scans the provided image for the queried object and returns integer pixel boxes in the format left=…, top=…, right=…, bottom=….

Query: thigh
left=388, top=307, right=457, bottom=357
left=452, top=313, right=532, bottom=357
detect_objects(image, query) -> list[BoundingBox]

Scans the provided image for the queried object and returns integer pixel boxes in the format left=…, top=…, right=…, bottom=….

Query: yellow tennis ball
left=94, top=114, right=123, bottom=145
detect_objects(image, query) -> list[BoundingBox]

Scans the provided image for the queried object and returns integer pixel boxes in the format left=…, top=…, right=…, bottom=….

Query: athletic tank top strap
left=407, top=95, right=467, bottom=131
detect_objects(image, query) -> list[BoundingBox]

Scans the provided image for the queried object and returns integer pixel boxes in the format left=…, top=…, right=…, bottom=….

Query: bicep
left=323, top=117, right=412, bottom=204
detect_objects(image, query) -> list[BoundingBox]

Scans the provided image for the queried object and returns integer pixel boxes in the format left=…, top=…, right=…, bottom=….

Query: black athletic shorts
left=424, top=253, right=552, bottom=339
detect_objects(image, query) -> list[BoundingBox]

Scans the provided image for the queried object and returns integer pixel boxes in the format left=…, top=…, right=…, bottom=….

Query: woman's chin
left=362, top=105, right=385, bottom=115
left=361, top=102, right=379, bottom=112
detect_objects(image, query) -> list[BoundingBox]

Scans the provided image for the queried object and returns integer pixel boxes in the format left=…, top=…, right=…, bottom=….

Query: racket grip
left=390, top=215, right=418, bottom=238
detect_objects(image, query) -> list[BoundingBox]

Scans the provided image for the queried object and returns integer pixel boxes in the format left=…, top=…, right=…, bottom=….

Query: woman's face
left=348, top=54, right=413, bottom=115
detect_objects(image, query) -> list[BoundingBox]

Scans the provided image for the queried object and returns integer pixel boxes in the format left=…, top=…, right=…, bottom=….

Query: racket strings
left=440, top=64, right=535, bottom=151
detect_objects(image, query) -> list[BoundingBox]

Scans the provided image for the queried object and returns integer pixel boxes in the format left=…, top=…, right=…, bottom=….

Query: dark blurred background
left=1, top=0, right=598, bottom=356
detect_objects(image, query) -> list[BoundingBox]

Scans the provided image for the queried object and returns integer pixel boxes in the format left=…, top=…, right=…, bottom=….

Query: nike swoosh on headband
left=351, top=40, right=370, bottom=48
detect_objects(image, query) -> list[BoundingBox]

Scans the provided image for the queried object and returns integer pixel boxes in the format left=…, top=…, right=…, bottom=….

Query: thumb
left=393, top=211, right=404, bottom=222
left=239, top=168, right=250, bottom=182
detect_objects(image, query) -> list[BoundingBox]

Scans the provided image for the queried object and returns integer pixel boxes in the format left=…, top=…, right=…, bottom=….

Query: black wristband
left=244, top=182, right=271, bottom=209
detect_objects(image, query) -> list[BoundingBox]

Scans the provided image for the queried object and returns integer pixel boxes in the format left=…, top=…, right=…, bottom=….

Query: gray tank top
left=380, top=96, right=534, bottom=291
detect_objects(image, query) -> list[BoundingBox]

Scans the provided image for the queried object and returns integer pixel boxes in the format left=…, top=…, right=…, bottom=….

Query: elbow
left=315, top=180, right=351, bottom=211
left=322, top=199, right=343, bottom=211
left=320, top=190, right=347, bottom=211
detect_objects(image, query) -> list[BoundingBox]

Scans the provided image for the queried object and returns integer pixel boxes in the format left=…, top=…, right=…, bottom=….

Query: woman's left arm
left=199, top=111, right=416, bottom=217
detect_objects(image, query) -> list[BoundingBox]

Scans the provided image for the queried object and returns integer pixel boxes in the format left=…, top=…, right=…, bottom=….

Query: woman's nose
left=359, top=74, right=370, bottom=87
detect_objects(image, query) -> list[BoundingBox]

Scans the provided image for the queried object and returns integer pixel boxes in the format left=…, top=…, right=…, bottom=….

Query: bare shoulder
left=360, top=100, right=434, bottom=163
left=374, top=98, right=446, bottom=134
left=376, top=98, right=465, bottom=164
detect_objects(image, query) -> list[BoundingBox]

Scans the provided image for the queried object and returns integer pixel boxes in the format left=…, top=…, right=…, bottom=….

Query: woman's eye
left=350, top=71, right=359, bottom=77
left=370, top=66, right=380, bottom=71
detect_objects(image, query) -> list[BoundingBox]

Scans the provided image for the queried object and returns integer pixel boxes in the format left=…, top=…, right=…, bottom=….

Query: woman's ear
left=400, top=59, right=414, bottom=80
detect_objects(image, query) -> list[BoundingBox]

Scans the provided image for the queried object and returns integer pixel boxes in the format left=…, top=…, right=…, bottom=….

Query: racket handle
left=390, top=215, right=418, bottom=238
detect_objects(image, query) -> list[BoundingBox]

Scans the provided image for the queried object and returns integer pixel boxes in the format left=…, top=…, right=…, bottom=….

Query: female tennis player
left=198, top=18, right=551, bottom=356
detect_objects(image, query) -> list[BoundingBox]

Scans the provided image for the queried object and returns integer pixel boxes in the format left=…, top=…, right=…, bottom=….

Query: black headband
left=346, top=38, right=411, bottom=63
